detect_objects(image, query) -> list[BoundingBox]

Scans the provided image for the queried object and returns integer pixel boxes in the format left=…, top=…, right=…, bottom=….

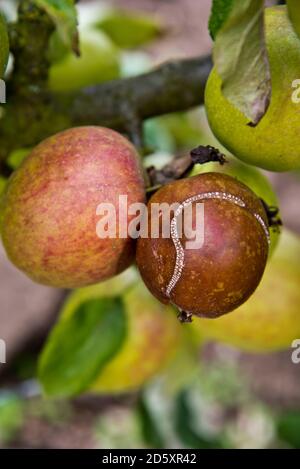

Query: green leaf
left=137, top=394, right=165, bottom=448
left=0, top=394, right=24, bottom=445
left=209, top=0, right=235, bottom=39
left=38, top=297, right=127, bottom=397
left=277, top=412, right=300, bottom=448
left=144, top=118, right=176, bottom=154
left=213, top=0, right=271, bottom=125
left=7, top=148, right=31, bottom=170
left=287, top=0, right=300, bottom=40
left=47, top=30, right=70, bottom=64
left=96, top=10, right=162, bottom=49
left=144, top=113, right=205, bottom=155
left=34, top=0, right=79, bottom=55
left=175, top=391, right=222, bottom=449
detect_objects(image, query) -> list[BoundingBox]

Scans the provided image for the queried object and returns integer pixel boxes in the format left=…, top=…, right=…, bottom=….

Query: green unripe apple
left=205, top=6, right=300, bottom=172
left=0, top=13, right=9, bottom=78
left=59, top=268, right=183, bottom=394
left=190, top=156, right=281, bottom=256
left=0, top=126, right=146, bottom=288
left=48, top=29, right=120, bottom=92
left=191, top=229, right=300, bottom=352
left=89, top=278, right=182, bottom=394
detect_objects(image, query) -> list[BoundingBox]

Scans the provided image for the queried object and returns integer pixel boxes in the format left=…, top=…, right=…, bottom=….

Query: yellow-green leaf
left=213, top=0, right=271, bottom=125
left=287, top=0, right=300, bottom=40
left=34, top=0, right=79, bottom=55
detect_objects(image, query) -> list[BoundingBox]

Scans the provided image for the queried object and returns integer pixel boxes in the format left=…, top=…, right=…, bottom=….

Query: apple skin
left=136, top=172, right=269, bottom=319
left=190, top=157, right=281, bottom=256
left=205, top=6, right=300, bottom=172
left=191, top=229, right=300, bottom=352
left=0, top=127, right=146, bottom=288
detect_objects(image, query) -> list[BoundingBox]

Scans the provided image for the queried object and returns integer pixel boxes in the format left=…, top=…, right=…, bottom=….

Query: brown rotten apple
left=136, top=173, right=270, bottom=320
left=0, top=127, right=145, bottom=288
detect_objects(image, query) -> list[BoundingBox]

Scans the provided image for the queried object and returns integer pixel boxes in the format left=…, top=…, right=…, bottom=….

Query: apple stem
left=260, top=199, right=283, bottom=232
left=177, top=310, right=193, bottom=324
left=146, top=146, right=227, bottom=196
left=190, top=145, right=228, bottom=165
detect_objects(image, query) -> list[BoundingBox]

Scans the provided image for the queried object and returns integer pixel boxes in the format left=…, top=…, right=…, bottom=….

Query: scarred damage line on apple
left=166, top=191, right=271, bottom=297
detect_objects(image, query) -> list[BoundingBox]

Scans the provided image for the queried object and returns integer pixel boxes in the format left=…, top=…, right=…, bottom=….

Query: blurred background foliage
left=0, top=0, right=300, bottom=450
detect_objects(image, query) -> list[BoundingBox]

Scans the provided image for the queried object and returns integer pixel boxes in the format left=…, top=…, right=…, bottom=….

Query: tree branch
left=70, top=56, right=212, bottom=127
left=9, top=0, right=54, bottom=93
left=0, top=55, right=212, bottom=168
left=0, top=0, right=212, bottom=171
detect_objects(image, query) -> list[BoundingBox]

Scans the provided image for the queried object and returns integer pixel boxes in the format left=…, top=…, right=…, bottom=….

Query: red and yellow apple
left=0, top=126, right=145, bottom=288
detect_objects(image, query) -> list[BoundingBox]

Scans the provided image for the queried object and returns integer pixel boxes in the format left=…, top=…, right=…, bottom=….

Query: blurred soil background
left=0, top=0, right=299, bottom=449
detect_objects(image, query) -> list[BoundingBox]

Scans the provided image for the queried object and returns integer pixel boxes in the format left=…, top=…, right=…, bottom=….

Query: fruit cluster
left=2, top=4, right=300, bottom=400
left=0, top=125, right=273, bottom=321
left=205, top=6, right=300, bottom=172
left=5, top=5, right=300, bottom=325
